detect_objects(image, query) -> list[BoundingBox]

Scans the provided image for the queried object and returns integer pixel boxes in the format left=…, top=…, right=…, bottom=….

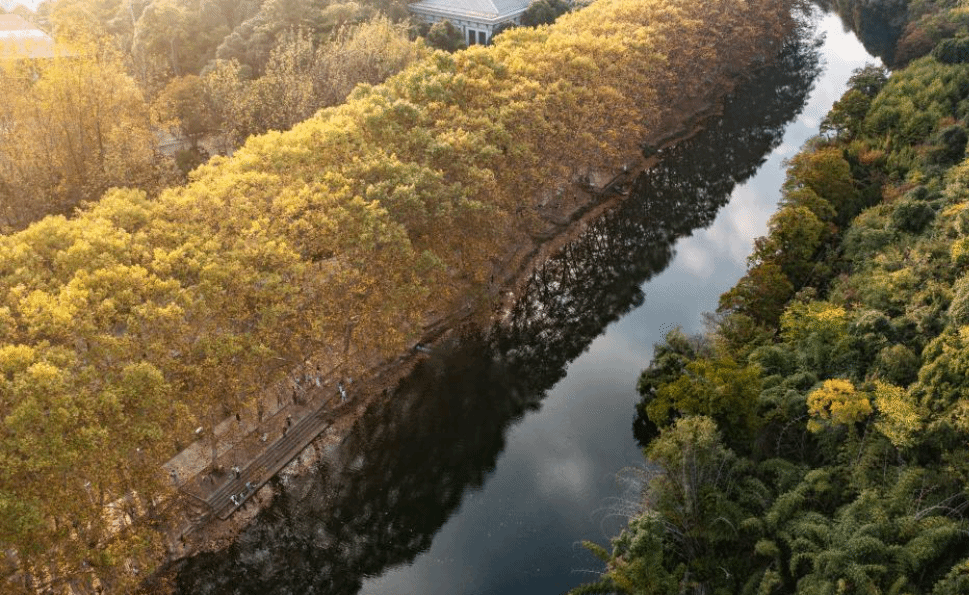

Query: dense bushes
left=932, top=36, right=969, bottom=63
left=578, top=6, right=969, bottom=592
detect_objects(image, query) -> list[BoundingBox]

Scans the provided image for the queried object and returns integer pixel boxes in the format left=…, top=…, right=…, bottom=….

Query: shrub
left=890, top=200, right=936, bottom=233
left=932, top=37, right=969, bottom=64
left=948, top=275, right=969, bottom=325
left=874, top=344, right=921, bottom=386
left=927, top=124, right=969, bottom=165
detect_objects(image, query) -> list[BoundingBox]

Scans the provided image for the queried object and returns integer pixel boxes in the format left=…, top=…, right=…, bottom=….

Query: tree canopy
left=0, top=0, right=796, bottom=588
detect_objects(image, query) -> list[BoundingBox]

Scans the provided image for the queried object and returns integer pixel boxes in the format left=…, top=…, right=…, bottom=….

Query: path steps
left=184, top=393, right=345, bottom=521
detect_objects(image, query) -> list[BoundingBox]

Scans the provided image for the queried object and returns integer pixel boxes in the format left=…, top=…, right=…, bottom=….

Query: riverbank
left=159, top=14, right=841, bottom=591
left=572, top=1, right=969, bottom=592
left=152, top=57, right=768, bottom=576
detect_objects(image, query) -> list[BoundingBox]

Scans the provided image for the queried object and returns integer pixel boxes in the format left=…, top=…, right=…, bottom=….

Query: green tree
left=643, top=416, right=744, bottom=592
left=750, top=205, right=826, bottom=287
left=153, top=74, right=218, bottom=149
left=572, top=515, right=678, bottom=595
left=846, top=63, right=888, bottom=97
left=820, top=89, right=871, bottom=140
left=647, top=357, right=762, bottom=444
left=719, top=263, right=795, bottom=328
left=780, top=301, right=852, bottom=378
left=425, top=20, right=465, bottom=52
left=521, top=0, right=571, bottom=27
left=784, top=147, right=861, bottom=227
left=131, top=0, right=197, bottom=82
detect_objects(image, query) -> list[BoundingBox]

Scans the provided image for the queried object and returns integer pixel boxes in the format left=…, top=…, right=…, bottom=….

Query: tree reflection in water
left=817, top=0, right=905, bottom=66
left=169, top=31, right=821, bottom=595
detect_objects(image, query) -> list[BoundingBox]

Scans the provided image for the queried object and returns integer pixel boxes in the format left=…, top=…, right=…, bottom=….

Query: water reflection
left=170, top=29, right=821, bottom=595
left=496, top=34, right=822, bottom=394
left=819, top=0, right=905, bottom=66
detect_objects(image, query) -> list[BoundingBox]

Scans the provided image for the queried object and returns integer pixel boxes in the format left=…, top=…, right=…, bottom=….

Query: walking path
left=162, top=365, right=357, bottom=532
left=203, top=392, right=343, bottom=519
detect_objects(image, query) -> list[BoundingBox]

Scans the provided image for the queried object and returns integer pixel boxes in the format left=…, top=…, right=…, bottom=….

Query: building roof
left=0, top=0, right=45, bottom=14
left=409, top=0, right=530, bottom=22
left=0, top=13, right=57, bottom=59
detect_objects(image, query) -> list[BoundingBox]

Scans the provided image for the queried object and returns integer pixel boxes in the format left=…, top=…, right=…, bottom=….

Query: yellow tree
left=0, top=41, right=162, bottom=232
left=312, top=16, right=423, bottom=107
left=807, top=379, right=872, bottom=432
left=871, top=381, right=921, bottom=447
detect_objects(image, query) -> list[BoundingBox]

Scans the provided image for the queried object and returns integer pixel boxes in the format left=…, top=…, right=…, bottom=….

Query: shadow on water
left=169, top=30, right=821, bottom=595
left=817, top=0, right=905, bottom=66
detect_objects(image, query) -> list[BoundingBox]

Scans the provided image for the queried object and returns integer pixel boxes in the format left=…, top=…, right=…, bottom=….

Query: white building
left=0, top=0, right=47, bottom=14
left=0, top=14, right=57, bottom=60
left=409, top=0, right=531, bottom=46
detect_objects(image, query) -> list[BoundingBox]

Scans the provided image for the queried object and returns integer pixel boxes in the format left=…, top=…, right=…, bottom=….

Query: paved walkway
left=202, top=392, right=344, bottom=519
left=162, top=366, right=355, bottom=528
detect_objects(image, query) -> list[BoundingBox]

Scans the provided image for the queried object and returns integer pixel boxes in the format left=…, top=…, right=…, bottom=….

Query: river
left=171, top=8, right=880, bottom=594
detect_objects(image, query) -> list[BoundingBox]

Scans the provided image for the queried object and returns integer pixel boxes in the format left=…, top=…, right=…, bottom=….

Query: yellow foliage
left=807, top=379, right=872, bottom=432
left=0, top=40, right=161, bottom=231
left=0, top=343, right=36, bottom=376
left=940, top=201, right=969, bottom=220
left=781, top=301, right=849, bottom=345
left=951, top=236, right=969, bottom=265
left=872, top=381, right=921, bottom=447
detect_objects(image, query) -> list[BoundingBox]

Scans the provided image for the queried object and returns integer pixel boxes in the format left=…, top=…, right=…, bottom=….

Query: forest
left=574, top=0, right=969, bottom=593
left=0, top=0, right=795, bottom=591
left=0, top=0, right=575, bottom=232
left=0, top=0, right=426, bottom=231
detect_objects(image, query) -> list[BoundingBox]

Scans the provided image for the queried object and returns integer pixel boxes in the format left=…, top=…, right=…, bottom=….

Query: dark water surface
left=172, top=10, right=878, bottom=595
